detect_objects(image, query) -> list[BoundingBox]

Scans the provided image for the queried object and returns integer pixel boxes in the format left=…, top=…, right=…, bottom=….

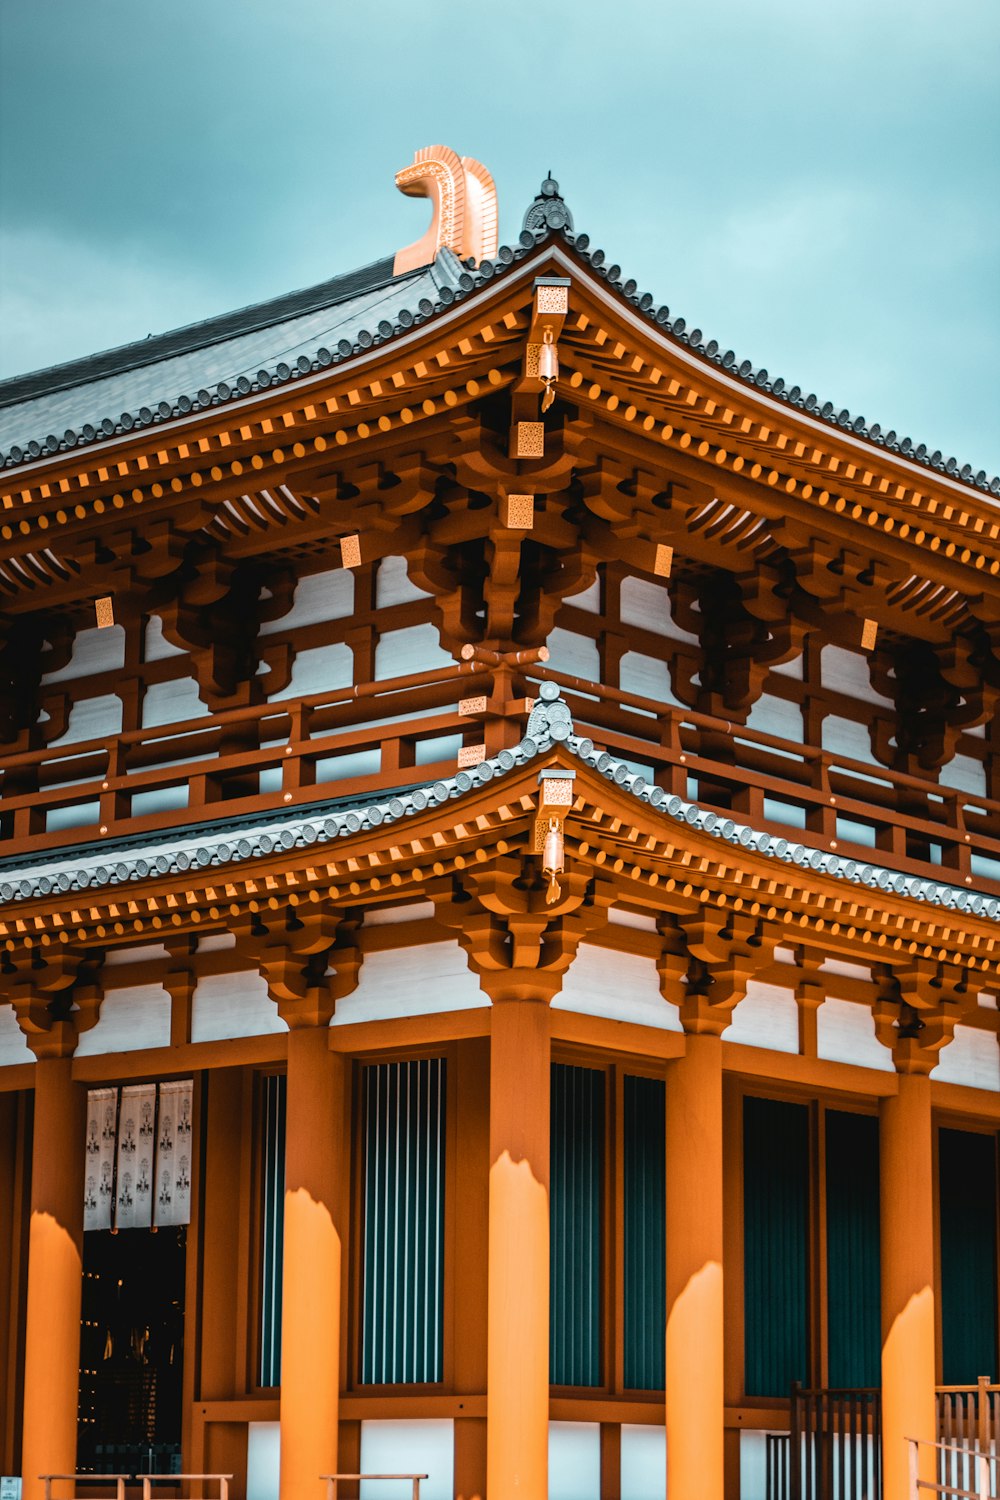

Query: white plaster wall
left=772, top=652, right=804, bottom=679
left=821, top=645, right=891, bottom=707
left=42, top=623, right=126, bottom=683
left=931, top=1024, right=1000, bottom=1092
left=820, top=957, right=871, bottom=982
left=144, top=614, right=186, bottom=660
left=131, top=784, right=190, bottom=817
left=619, top=650, right=681, bottom=709
left=745, top=693, right=803, bottom=742
left=821, top=714, right=874, bottom=764
left=939, top=753, right=988, bottom=798
left=197, top=932, right=236, bottom=953
left=621, top=1424, right=666, bottom=1500
left=103, top=943, right=171, bottom=966
left=740, top=1431, right=774, bottom=1500
left=376, top=554, right=432, bottom=606
left=315, top=747, right=381, bottom=783
left=549, top=1422, right=601, bottom=1500
left=269, top=641, right=353, bottom=700
left=554, top=943, right=682, bottom=1032
left=620, top=576, right=697, bottom=643
left=413, top=733, right=462, bottom=766
left=541, top=627, right=601, bottom=683
left=375, top=624, right=452, bottom=680
left=359, top=1420, right=453, bottom=1500
left=246, top=1422, right=279, bottom=1500
left=608, top=908, right=658, bottom=932
left=259, top=566, right=354, bottom=633
left=141, top=677, right=208, bottom=727
left=49, top=692, right=123, bottom=746
left=723, top=981, right=799, bottom=1054
left=75, top=983, right=172, bottom=1056
left=191, top=970, right=286, bottom=1042
left=0, top=1003, right=32, bottom=1066
left=565, top=576, right=601, bottom=613
left=46, top=800, right=100, bottom=833
left=331, top=940, right=485, bottom=1025
left=816, top=997, right=894, bottom=1072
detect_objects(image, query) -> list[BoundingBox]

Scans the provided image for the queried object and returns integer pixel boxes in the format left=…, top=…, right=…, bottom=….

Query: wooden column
left=665, top=1032, right=725, bottom=1500
left=194, top=1068, right=248, bottom=1496
left=0, top=1092, right=24, bottom=1475
left=279, top=1028, right=348, bottom=1500
left=454, top=1038, right=489, bottom=1500
left=20, top=1057, right=87, bottom=1500
left=487, top=998, right=551, bottom=1500
left=881, top=1072, right=937, bottom=1500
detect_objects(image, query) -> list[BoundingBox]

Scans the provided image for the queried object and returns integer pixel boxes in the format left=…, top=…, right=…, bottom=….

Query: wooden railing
left=322, top=1476, right=428, bottom=1500
left=140, top=1477, right=230, bottom=1500
left=938, top=1383, right=1000, bottom=1497
left=2, top=658, right=998, bottom=903
left=531, top=665, right=1000, bottom=891
left=41, top=1480, right=131, bottom=1500
left=766, top=1383, right=1000, bottom=1500
left=788, top=1383, right=882, bottom=1500
left=906, top=1438, right=998, bottom=1500
left=39, top=1475, right=230, bottom=1499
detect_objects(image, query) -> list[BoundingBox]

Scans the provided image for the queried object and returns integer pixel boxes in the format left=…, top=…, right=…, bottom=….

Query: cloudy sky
left=1, top=0, right=998, bottom=472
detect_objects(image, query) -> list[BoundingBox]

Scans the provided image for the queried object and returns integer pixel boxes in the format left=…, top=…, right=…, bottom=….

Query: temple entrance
left=77, top=1227, right=186, bottom=1476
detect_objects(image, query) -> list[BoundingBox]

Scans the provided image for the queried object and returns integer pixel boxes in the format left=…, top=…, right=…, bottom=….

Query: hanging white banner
left=83, top=1086, right=118, bottom=1232
left=153, top=1078, right=193, bottom=1228
left=115, top=1082, right=156, bottom=1229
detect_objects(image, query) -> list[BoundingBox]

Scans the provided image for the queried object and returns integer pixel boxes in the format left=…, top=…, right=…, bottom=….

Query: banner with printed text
left=153, top=1078, right=193, bottom=1228
left=115, top=1082, right=156, bottom=1229
left=83, top=1086, right=118, bottom=1232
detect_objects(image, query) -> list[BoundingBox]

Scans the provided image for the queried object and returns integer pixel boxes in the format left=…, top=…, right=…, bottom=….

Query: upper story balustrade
left=1, top=658, right=997, bottom=898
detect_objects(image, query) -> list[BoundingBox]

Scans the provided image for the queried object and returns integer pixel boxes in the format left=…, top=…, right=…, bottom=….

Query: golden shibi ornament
left=539, top=326, right=559, bottom=412
left=542, top=817, right=564, bottom=905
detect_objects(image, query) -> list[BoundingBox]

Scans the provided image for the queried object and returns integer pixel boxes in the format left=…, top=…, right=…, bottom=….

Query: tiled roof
left=0, top=250, right=466, bottom=458
left=1, top=188, right=996, bottom=497
left=1, top=685, right=996, bottom=925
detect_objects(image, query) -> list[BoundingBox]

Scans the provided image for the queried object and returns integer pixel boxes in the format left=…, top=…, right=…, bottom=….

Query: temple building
left=0, top=147, right=998, bottom=1500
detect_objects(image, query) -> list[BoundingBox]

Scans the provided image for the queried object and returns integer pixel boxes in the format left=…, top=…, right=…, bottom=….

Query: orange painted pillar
left=487, top=998, right=551, bottom=1500
left=881, top=1072, right=937, bottom=1500
left=279, top=1028, right=348, bottom=1500
left=665, top=1033, right=725, bottom=1500
left=20, top=1056, right=86, bottom=1500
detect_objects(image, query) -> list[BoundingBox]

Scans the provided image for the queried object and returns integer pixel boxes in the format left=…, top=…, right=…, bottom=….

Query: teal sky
left=1, top=0, right=998, bottom=473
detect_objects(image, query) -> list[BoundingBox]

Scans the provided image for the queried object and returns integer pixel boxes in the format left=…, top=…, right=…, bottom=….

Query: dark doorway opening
left=77, top=1227, right=185, bottom=1475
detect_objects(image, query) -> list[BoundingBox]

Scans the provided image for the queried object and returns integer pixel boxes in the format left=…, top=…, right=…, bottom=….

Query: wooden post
left=665, top=1032, right=725, bottom=1500
left=194, top=1069, right=248, bottom=1495
left=279, top=1029, right=348, bottom=1500
left=487, top=998, right=551, bottom=1500
left=881, top=1073, right=937, bottom=1500
left=453, top=1038, right=489, bottom=1500
left=20, top=1057, right=87, bottom=1500
left=0, top=1091, right=21, bottom=1474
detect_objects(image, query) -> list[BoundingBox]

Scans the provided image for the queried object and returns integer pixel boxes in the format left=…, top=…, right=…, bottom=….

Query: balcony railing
left=765, top=1382, right=1000, bottom=1500
left=0, top=658, right=997, bottom=905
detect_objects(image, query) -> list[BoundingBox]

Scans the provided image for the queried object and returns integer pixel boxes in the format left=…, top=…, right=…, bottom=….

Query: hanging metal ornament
left=539, top=326, right=559, bottom=412
left=542, top=816, right=564, bottom=905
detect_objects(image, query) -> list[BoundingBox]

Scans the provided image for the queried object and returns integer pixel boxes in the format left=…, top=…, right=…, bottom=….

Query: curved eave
left=2, top=228, right=995, bottom=509
left=2, top=716, right=997, bottom=985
